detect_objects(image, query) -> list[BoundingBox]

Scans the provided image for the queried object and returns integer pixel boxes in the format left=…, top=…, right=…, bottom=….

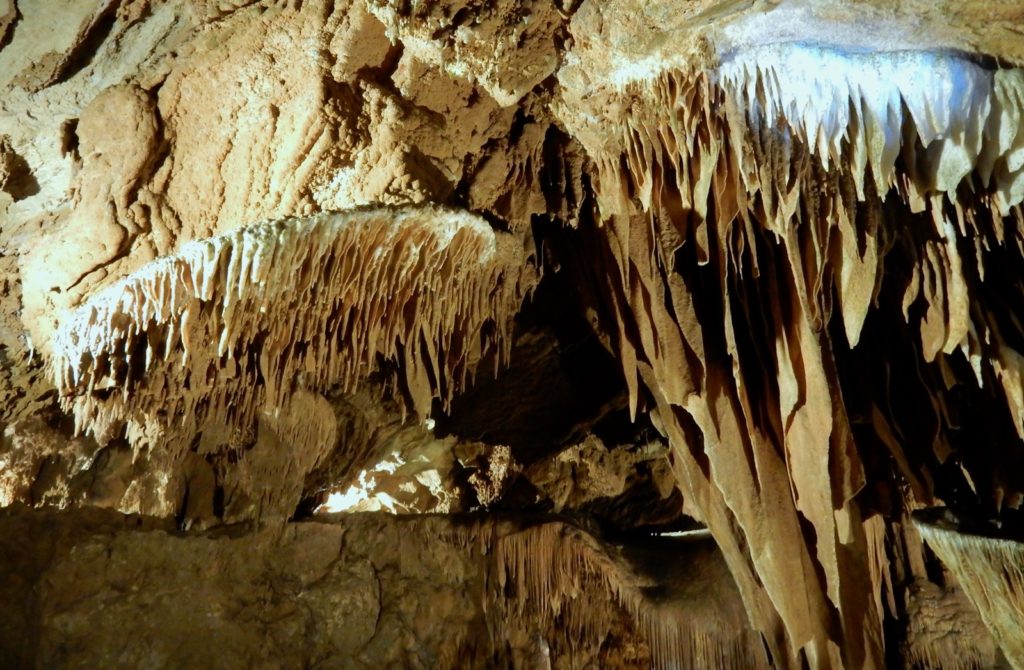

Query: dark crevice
left=0, top=145, right=39, bottom=200
left=0, top=0, right=20, bottom=53
left=47, top=0, right=121, bottom=87
left=435, top=231, right=631, bottom=464
left=60, top=118, right=80, bottom=161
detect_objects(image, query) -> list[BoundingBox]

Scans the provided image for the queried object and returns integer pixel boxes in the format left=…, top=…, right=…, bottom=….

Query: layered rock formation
left=3, top=0, right=1024, bottom=668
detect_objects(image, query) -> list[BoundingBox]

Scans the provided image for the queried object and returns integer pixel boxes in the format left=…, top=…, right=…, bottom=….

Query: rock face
left=3, top=0, right=1024, bottom=668
left=1, top=505, right=759, bottom=669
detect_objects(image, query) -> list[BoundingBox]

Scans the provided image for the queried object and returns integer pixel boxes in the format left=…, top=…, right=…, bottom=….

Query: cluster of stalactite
left=33, top=14, right=1024, bottom=666
left=51, top=205, right=536, bottom=458
left=468, top=520, right=766, bottom=669
left=915, top=510, right=1024, bottom=667
left=555, top=45, right=1024, bottom=667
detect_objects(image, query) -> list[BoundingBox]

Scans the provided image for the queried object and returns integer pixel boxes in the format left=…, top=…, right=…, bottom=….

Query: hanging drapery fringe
left=557, top=42, right=1024, bottom=668
left=51, top=205, right=537, bottom=450
left=916, top=510, right=1024, bottom=668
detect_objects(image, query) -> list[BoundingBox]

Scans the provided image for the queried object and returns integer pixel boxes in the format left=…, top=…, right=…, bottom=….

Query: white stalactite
left=50, top=205, right=536, bottom=452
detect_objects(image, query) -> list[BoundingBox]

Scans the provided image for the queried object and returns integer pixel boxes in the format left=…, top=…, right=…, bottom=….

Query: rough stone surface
left=0, top=505, right=757, bottom=669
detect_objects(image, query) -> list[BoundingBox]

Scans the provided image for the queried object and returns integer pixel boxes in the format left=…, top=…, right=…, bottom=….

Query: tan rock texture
left=0, top=505, right=760, bottom=669
left=2, top=0, right=1024, bottom=668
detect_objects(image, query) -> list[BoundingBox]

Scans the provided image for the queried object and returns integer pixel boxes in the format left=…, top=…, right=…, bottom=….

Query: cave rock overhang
left=557, top=3, right=1024, bottom=353
left=561, top=0, right=1024, bottom=216
left=49, top=205, right=537, bottom=451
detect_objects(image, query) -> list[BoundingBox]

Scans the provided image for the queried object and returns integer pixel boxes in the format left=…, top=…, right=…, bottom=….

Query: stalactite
left=489, top=523, right=769, bottom=669
left=916, top=511, right=1024, bottom=668
left=557, top=41, right=1024, bottom=668
left=50, top=205, right=537, bottom=457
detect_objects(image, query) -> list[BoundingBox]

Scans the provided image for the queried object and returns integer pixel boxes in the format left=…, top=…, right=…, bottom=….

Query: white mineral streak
left=917, top=519, right=1024, bottom=668
left=50, top=205, right=535, bottom=448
